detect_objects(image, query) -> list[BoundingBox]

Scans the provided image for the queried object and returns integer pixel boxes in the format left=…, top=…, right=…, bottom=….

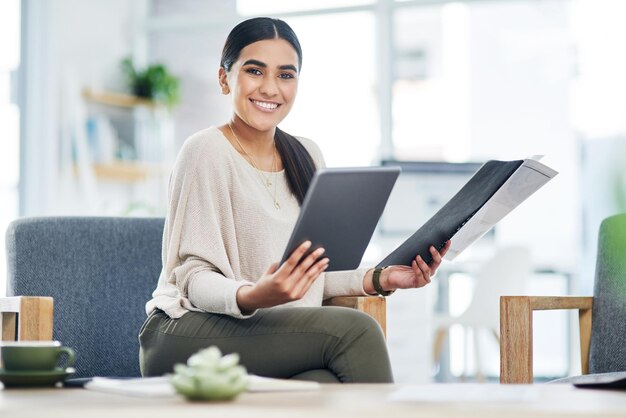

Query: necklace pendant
left=266, top=180, right=272, bottom=186
left=274, top=201, right=280, bottom=210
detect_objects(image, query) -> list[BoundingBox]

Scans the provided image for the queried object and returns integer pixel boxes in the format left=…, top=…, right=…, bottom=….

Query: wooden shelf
left=75, top=161, right=171, bottom=182
left=82, top=88, right=159, bottom=109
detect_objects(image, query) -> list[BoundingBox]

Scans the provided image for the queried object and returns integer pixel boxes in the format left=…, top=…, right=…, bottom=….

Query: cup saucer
left=0, top=367, right=75, bottom=388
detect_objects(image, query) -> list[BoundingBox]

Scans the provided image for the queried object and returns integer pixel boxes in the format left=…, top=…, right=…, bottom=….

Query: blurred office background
left=1, top=0, right=625, bottom=383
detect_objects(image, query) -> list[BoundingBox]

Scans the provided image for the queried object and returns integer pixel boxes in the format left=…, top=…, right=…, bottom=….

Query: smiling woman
left=138, top=16, right=449, bottom=384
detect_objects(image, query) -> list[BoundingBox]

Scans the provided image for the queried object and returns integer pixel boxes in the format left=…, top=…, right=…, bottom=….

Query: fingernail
left=316, top=247, right=325, bottom=255
left=304, top=241, right=312, bottom=247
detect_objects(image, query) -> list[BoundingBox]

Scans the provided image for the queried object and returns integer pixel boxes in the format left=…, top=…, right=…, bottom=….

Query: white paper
left=84, top=374, right=320, bottom=397
left=85, top=377, right=176, bottom=398
left=445, top=158, right=558, bottom=260
left=247, top=375, right=320, bottom=392
left=389, top=384, right=540, bottom=403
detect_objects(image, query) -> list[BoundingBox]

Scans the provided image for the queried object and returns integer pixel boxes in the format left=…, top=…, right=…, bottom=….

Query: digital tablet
left=280, top=166, right=401, bottom=271
left=571, top=372, right=626, bottom=389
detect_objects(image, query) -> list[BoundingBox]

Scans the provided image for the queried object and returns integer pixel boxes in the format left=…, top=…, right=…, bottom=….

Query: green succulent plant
left=121, top=57, right=180, bottom=108
left=169, top=346, right=248, bottom=401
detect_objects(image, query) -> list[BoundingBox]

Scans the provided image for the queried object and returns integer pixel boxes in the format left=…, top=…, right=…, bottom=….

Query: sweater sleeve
left=323, top=268, right=370, bottom=298
left=158, top=136, right=257, bottom=319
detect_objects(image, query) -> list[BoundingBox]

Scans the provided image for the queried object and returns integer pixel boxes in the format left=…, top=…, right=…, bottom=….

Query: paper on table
left=247, top=375, right=320, bottom=392
left=85, top=377, right=176, bottom=398
left=389, top=384, right=540, bottom=403
left=84, top=374, right=320, bottom=397
left=444, top=158, right=558, bottom=260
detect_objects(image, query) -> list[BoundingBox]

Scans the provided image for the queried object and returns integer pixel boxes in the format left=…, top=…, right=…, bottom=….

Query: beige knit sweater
left=146, top=127, right=369, bottom=319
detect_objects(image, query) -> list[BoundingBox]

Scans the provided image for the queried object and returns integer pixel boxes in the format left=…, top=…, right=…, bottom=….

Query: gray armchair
left=500, top=212, right=626, bottom=383
left=2, top=217, right=386, bottom=379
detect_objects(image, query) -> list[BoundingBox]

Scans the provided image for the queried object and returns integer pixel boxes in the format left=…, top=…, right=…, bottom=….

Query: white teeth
left=253, top=100, right=278, bottom=110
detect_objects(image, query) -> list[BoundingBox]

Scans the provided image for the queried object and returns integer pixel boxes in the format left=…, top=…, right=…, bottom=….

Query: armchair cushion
left=589, top=213, right=626, bottom=374
left=6, top=217, right=163, bottom=378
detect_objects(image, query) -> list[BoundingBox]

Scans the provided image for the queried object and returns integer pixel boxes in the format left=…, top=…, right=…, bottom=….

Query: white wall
left=148, top=0, right=236, bottom=147
left=467, top=1, right=579, bottom=275
left=20, top=0, right=137, bottom=216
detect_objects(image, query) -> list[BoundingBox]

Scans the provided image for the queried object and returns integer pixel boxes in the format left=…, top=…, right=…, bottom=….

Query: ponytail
left=274, top=128, right=316, bottom=205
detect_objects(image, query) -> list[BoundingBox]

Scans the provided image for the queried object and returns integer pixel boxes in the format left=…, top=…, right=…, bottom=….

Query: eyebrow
left=242, top=59, right=298, bottom=73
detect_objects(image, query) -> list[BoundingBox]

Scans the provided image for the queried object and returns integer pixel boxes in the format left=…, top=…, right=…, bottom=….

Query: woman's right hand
left=236, top=241, right=329, bottom=312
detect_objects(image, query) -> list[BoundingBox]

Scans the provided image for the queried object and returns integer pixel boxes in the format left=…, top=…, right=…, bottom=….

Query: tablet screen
left=280, top=167, right=400, bottom=271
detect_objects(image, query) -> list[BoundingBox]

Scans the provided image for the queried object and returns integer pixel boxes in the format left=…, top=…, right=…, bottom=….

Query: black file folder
left=376, top=159, right=526, bottom=267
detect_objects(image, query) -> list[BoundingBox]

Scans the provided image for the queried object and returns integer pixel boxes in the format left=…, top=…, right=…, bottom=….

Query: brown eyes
left=244, top=68, right=296, bottom=80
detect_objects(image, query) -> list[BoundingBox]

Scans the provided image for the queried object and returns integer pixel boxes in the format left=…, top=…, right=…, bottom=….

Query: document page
left=376, top=158, right=557, bottom=267
left=445, top=158, right=558, bottom=260
left=389, top=384, right=540, bottom=403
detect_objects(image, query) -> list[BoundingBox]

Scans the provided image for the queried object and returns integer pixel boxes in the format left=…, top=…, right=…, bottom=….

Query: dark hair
left=221, top=17, right=315, bottom=205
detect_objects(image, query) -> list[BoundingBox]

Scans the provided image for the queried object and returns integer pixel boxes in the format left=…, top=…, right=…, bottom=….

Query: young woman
left=139, top=17, right=450, bottom=383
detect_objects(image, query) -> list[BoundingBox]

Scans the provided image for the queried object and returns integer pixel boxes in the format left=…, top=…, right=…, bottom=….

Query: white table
left=2, top=383, right=626, bottom=418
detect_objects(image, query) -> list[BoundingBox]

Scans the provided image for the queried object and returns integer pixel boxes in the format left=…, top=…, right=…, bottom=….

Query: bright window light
left=279, top=12, right=378, bottom=167
left=0, top=0, right=20, bottom=297
left=237, top=0, right=374, bottom=16
left=0, top=0, right=20, bottom=70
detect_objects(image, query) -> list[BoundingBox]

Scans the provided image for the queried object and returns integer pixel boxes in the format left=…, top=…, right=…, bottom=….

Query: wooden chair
left=500, top=213, right=626, bottom=383
left=433, top=246, right=531, bottom=381
left=1, top=217, right=385, bottom=379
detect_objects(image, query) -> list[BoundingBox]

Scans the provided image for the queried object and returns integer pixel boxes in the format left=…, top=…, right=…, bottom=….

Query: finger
left=412, top=259, right=431, bottom=287
left=439, top=240, right=452, bottom=257
left=281, top=247, right=325, bottom=299
left=278, top=241, right=312, bottom=274
left=292, top=246, right=326, bottom=278
left=265, top=262, right=280, bottom=275
left=411, top=260, right=425, bottom=287
left=414, top=255, right=432, bottom=281
left=292, top=258, right=329, bottom=297
left=429, top=245, right=443, bottom=266
left=306, top=257, right=329, bottom=279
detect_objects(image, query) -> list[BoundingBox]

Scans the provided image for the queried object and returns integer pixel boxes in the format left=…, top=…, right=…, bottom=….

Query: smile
left=251, top=99, right=280, bottom=111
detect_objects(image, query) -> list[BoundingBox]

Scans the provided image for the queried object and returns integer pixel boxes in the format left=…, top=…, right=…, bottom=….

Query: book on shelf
left=377, top=157, right=558, bottom=267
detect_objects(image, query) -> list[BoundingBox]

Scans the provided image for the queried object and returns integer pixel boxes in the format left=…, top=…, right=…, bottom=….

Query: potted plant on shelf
left=121, top=57, right=181, bottom=108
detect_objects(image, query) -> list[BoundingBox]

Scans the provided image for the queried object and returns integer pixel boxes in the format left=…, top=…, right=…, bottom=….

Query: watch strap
left=372, top=267, right=393, bottom=297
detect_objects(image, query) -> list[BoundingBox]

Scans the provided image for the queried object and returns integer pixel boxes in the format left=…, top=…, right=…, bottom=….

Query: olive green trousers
left=139, top=306, right=393, bottom=383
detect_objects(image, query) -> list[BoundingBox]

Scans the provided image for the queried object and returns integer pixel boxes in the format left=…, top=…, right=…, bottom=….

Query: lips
left=251, top=99, right=280, bottom=111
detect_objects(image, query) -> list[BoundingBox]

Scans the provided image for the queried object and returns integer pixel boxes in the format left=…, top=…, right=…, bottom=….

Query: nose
left=259, top=76, right=278, bottom=97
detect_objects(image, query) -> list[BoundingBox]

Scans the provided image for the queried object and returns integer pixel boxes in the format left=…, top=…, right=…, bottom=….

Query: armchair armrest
left=323, top=296, right=386, bottom=338
left=0, top=297, right=54, bottom=341
left=500, top=296, right=593, bottom=384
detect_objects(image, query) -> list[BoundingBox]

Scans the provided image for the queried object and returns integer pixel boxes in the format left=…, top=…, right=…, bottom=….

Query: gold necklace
left=229, top=124, right=280, bottom=210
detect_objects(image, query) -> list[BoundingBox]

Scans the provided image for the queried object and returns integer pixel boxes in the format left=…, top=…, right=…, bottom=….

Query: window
left=237, top=0, right=374, bottom=16
left=0, top=0, right=20, bottom=295
left=392, top=3, right=470, bottom=161
left=280, top=13, right=378, bottom=167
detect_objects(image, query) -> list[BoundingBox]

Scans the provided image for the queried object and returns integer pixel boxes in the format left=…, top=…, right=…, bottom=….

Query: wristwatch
left=372, top=267, right=394, bottom=297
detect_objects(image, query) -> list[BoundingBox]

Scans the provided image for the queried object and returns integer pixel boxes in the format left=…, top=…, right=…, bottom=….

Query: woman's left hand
left=383, top=240, right=451, bottom=291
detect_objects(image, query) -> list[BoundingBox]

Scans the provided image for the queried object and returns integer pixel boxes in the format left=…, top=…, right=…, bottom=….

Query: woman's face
left=221, top=38, right=300, bottom=133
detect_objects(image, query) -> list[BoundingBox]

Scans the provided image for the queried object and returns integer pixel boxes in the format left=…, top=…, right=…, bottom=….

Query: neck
left=228, top=120, right=275, bottom=155
left=226, top=121, right=281, bottom=172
